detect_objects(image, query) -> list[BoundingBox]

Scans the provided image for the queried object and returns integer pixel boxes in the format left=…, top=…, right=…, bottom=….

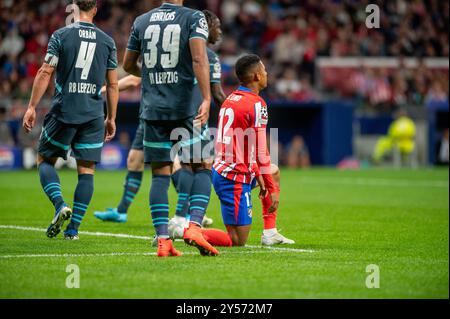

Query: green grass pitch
left=0, top=168, right=448, bottom=298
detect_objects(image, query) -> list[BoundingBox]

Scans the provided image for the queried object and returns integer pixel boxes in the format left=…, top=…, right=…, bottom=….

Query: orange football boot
left=183, top=223, right=219, bottom=256
left=157, top=238, right=182, bottom=257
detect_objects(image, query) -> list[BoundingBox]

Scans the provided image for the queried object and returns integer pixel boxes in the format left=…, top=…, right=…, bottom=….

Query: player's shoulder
left=224, top=89, right=256, bottom=109
left=51, top=25, right=71, bottom=39
left=239, top=89, right=265, bottom=104
left=181, top=6, right=207, bottom=21
left=257, top=95, right=268, bottom=106
left=180, top=5, right=202, bottom=15
left=94, top=27, right=116, bottom=47
left=132, top=10, right=154, bottom=28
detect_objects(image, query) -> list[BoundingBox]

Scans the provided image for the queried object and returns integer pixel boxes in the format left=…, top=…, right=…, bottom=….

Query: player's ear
left=253, top=71, right=260, bottom=83
left=92, top=6, right=97, bottom=18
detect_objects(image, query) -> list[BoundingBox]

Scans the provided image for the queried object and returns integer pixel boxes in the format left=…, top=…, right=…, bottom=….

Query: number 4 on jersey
left=76, top=41, right=97, bottom=80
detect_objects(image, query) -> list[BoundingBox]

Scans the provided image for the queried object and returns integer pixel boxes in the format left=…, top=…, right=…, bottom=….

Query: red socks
left=201, top=228, right=233, bottom=247
left=261, top=192, right=278, bottom=229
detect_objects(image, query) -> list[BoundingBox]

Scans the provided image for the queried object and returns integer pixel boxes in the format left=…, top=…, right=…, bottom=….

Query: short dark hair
left=74, top=0, right=97, bottom=12
left=235, top=54, right=261, bottom=84
left=203, top=10, right=218, bottom=27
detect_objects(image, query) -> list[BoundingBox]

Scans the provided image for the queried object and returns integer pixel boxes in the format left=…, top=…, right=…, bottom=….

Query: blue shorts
left=212, top=168, right=257, bottom=226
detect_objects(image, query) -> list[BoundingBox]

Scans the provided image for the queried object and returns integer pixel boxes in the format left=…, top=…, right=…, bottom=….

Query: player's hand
left=23, top=107, right=36, bottom=133
left=259, top=185, right=268, bottom=200
left=268, top=192, right=279, bottom=214
left=101, top=86, right=106, bottom=94
left=257, top=175, right=268, bottom=199
left=104, top=119, right=116, bottom=142
left=195, top=99, right=210, bottom=126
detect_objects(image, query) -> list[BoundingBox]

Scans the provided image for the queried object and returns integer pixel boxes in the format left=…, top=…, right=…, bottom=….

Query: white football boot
left=201, top=215, right=214, bottom=227
left=168, top=216, right=188, bottom=239
left=261, top=232, right=295, bottom=245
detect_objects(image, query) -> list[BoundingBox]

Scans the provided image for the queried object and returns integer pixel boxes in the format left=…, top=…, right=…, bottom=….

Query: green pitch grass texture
left=0, top=168, right=448, bottom=298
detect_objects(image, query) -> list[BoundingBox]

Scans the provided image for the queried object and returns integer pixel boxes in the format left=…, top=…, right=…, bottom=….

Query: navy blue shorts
left=212, top=168, right=257, bottom=226
left=131, top=121, right=144, bottom=150
left=143, top=116, right=213, bottom=163
left=38, top=114, right=104, bottom=163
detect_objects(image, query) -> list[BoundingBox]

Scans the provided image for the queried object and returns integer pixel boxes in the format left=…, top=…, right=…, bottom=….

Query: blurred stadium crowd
left=0, top=0, right=448, bottom=165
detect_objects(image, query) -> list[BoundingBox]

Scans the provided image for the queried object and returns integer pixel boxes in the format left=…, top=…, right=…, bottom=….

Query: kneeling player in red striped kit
left=201, top=54, right=295, bottom=247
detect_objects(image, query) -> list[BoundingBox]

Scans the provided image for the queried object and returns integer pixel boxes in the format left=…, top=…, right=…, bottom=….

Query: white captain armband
left=44, top=53, right=59, bottom=67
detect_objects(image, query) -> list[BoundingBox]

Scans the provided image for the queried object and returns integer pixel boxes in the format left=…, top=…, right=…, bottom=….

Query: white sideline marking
left=0, top=225, right=314, bottom=254
left=0, top=252, right=157, bottom=259
left=299, top=177, right=448, bottom=188
left=0, top=249, right=302, bottom=259
left=246, top=245, right=314, bottom=253
left=0, top=225, right=150, bottom=240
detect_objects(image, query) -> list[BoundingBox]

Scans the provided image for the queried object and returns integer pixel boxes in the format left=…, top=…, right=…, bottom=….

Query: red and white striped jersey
left=213, top=86, right=276, bottom=191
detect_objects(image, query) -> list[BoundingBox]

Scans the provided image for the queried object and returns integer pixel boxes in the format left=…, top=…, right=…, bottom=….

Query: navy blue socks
left=150, top=175, right=170, bottom=238
left=66, top=174, right=94, bottom=232
left=117, top=171, right=143, bottom=214
left=172, top=167, right=194, bottom=218
left=189, top=169, right=212, bottom=226
left=39, top=162, right=65, bottom=212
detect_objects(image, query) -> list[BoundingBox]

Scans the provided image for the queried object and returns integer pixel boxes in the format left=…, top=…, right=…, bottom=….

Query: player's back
left=127, top=3, right=209, bottom=121
left=47, top=21, right=117, bottom=124
left=214, top=87, right=268, bottom=183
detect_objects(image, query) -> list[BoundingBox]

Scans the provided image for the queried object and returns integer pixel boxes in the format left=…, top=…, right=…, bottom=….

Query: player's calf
left=65, top=171, right=95, bottom=238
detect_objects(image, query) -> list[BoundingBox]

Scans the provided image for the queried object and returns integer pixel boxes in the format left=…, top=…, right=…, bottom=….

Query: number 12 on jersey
left=217, top=108, right=234, bottom=145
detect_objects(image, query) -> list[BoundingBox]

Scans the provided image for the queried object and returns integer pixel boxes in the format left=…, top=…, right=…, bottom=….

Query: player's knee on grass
left=226, top=225, right=250, bottom=246
left=127, top=149, right=144, bottom=172
left=227, top=228, right=239, bottom=246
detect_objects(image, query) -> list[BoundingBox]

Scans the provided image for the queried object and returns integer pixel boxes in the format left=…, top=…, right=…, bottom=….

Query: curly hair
left=202, top=9, right=218, bottom=27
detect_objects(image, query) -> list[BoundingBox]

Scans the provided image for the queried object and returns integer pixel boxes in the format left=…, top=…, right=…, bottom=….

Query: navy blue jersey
left=127, top=3, right=209, bottom=121
left=207, top=47, right=221, bottom=84
left=45, top=21, right=117, bottom=124
left=191, top=47, right=222, bottom=107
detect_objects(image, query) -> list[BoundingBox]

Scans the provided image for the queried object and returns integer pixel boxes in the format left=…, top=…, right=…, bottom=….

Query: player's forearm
left=255, top=128, right=272, bottom=172
left=106, top=83, right=119, bottom=121
left=119, top=75, right=141, bottom=91
left=193, top=58, right=211, bottom=102
left=28, top=67, right=52, bottom=109
left=262, top=172, right=277, bottom=193
left=255, top=130, right=278, bottom=193
left=101, top=75, right=141, bottom=94
left=123, top=50, right=142, bottom=78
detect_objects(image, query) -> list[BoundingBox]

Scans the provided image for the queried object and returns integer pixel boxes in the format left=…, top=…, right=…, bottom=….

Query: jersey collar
left=77, top=21, right=95, bottom=27
left=237, top=86, right=253, bottom=92
left=161, top=2, right=180, bottom=7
